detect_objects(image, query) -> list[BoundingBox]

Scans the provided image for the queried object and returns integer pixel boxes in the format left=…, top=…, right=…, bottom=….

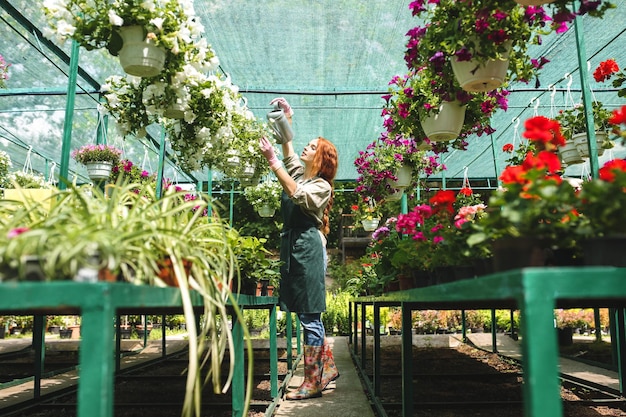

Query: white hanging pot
left=573, top=131, right=607, bottom=158
left=420, top=101, right=466, bottom=142
left=389, top=165, right=413, bottom=189
left=557, top=142, right=584, bottom=166
left=225, top=150, right=241, bottom=167
left=257, top=204, right=276, bottom=218
left=385, top=186, right=404, bottom=201
left=451, top=41, right=512, bottom=92
left=117, top=25, right=166, bottom=78
left=85, top=161, right=113, bottom=181
left=241, top=163, right=256, bottom=178
left=164, top=102, right=185, bottom=119
left=361, top=218, right=380, bottom=232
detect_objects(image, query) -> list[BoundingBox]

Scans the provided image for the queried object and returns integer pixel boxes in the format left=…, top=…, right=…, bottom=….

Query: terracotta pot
left=157, top=257, right=192, bottom=287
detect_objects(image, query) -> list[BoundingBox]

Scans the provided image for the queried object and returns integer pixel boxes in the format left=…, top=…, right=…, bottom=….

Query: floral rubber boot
left=320, top=339, right=340, bottom=390
left=286, top=345, right=323, bottom=400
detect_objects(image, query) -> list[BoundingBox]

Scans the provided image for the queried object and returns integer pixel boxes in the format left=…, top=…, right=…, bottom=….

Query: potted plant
left=243, top=180, right=282, bottom=218
left=576, top=158, right=626, bottom=266
left=228, top=231, right=279, bottom=295
left=383, top=62, right=509, bottom=151
left=109, top=158, right=157, bottom=190
left=353, top=135, right=443, bottom=201
left=351, top=196, right=383, bottom=232
left=71, top=144, right=123, bottom=181
left=2, top=151, right=56, bottom=211
left=554, top=101, right=614, bottom=160
left=0, top=181, right=252, bottom=416
left=468, top=116, right=581, bottom=271
left=43, top=0, right=213, bottom=78
left=406, top=0, right=552, bottom=92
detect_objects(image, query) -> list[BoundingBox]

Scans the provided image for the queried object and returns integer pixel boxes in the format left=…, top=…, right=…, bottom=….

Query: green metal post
left=269, top=305, right=278, bottom=397
left=33, top=315, right=45, bottom=398
left=519, top=279, right=563, bottom=417
left=491, top=309, right=498, bottom=353
left=79, top=301, right=115, bottom=417
left=58, top=40, right=80, bottom=190
left=401, top=303, right=414, bottom=417
left=115, top=316, right=121, bottom=373
left=229, top=181, right=235, bottom=227
left=360, top=303, right=366, bottom=369
left=207, top=170, right=213, bottom=218
left=373, top=303, right=381, bottom=397
left=155, top=127, right=167, bottom=199
left=461, top=310, right=467, bottom=342
left=161, top=314, right=167, bottom=357
left=491, top=133, right=500, bottom=184
left=400, top=192, right=408, bottom=214
left=573, top=11, right=599, bottom=179
left=232, top=310, right=244, bottom=417
left=286, top=312, right=293, bottom=370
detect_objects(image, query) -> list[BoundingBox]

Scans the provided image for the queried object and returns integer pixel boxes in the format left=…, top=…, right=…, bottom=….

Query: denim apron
left=278, top=191, right=326, bottom=314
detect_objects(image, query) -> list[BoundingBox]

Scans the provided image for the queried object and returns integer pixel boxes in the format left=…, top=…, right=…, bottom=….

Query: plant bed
left=363, top=342, right=626, bottom=417
left=4, top=346, right=295, bottom=417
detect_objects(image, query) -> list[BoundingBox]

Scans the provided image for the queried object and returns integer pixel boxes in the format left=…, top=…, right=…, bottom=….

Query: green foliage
left=323, top=290, right=351, bottom=335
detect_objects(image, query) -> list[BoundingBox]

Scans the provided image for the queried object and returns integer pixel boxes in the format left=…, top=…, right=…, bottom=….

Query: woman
left=259, top=97, right=340, bottom=400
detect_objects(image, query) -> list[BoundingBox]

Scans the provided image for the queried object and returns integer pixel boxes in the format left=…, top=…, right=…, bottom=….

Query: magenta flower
left=7, top=227, right=29, bottom=239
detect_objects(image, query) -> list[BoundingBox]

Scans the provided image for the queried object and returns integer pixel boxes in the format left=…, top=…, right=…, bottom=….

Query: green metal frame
left=0, top=281, right=280, bottom=417
left=351, top=267, right=626, bottom=417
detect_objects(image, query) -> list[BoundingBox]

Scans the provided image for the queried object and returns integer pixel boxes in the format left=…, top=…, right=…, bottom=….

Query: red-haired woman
left=259, top=97, right=340, bottom=400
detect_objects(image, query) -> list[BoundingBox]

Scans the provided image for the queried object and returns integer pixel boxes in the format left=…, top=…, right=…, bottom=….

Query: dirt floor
left=1, top=338, right=625, bottom=416
left=364, top=341, right=626, bottom=417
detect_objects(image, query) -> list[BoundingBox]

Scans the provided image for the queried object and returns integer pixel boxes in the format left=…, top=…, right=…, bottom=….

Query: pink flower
left=7, top=227, right=29, bottom=239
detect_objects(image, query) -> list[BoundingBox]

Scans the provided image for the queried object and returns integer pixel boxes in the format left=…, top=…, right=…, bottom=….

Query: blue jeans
left=299, top=313, right=325, bottom=346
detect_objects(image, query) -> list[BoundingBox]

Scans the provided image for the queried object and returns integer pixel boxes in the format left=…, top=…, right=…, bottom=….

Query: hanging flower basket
left=117, top=25, right=166, bottom=78
left=451, top=41, right=512, bottom=92
left=557, top=141, right=584, bottom=166
left=85, top=161, right=114, bottom=180
left=164, top=102, right=185, bottom=119
left=388, top=164, right=413, bottom=189
left=420, top=101, right=466, bottom=141
left=385, top=186, right=404, bottom=201
left=240, top=163, right=257, bottom=178
left=257, top=204, right=276, bottom=218
left=573, top=132, right=607, bottom=158
left=361, top=218, right=381, bottom=232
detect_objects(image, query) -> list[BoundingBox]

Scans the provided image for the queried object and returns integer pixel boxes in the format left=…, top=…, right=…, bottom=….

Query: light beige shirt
left=283, top=154, right=331, bottom=245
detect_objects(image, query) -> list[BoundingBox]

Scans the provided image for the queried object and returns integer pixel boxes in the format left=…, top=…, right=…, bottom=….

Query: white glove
left=269, top=97, right=294, bottom=117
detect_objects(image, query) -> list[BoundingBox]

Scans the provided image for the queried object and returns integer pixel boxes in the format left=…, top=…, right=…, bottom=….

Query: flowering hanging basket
left=361, top=218, right=381, bottom=232
left=85, top=161, right=114, bottom=181
left=451, top=41, right=512, bottom=92
left=573, top=132, right=607, bottom=158
left=557, top=142, right=584, bottom=166
left=117, top=26, right=166, bottom=78
left=420, top=101, right=466, bottom=141
left=388, top=164, right=413, bottom=189
left=257, top=204, right=276, bottom=218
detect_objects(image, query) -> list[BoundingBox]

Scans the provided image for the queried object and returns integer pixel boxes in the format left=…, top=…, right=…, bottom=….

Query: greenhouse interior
left=2, top=0, right=626, bottom=416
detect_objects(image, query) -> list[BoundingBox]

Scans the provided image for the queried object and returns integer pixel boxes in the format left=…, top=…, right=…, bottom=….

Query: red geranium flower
left=499, top=165, right=527, bottom=184
left=429, top=190, right=456, bottom=214
left=598, top=159, right=626, bottom=182
left=609, top=105, right=626, bottom=125
left=502, top=143, right=514, bottom=153
left=593, top=59, right=619, bottom=83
